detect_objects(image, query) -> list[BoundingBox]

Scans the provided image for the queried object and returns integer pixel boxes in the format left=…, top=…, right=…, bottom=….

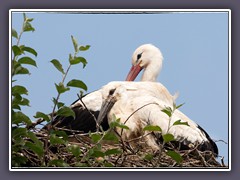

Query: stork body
left=46, top=44, right=163, bottom=132
left=97, top=84, right=218, bottom=156
left=48, top=81, right=175, bottom=133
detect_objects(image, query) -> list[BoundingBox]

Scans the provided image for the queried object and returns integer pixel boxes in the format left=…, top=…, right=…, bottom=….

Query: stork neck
left=141, top=62, right=161, bottom=82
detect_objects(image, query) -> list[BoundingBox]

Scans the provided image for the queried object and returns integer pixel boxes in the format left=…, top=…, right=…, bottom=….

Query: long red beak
left=125, top=64, right=143, bottom=81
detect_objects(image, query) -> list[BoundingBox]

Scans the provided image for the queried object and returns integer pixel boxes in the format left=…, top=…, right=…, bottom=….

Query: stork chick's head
left=126, top=44, right=163, bottom=82
left=97, top=85, right=126, bottom=126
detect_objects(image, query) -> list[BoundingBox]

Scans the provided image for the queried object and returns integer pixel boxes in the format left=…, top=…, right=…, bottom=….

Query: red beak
left=125, top=63, right=143, bottom=81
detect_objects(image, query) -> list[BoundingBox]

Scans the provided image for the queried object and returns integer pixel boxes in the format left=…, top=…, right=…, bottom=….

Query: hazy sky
left=11, top=10, right=229, bottom=164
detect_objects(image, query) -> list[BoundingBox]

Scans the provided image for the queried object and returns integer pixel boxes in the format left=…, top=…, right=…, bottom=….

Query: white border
left=9, top=9, right=231, bottom=172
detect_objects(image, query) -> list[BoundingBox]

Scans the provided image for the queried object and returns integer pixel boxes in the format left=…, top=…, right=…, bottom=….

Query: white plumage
left=97, top=82, right=218, bottom=155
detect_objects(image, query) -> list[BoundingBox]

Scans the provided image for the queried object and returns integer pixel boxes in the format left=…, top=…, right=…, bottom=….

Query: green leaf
left=71, top=35, right=78, bottom=53
left=18, top=56, right=37, bottom=67
left=12, top=111, right=32, bottom=126
left=105, top=148, right=122, bottom=156
left=26, top=18, right=34, bottom=22
left=55, top=83, right=70, bottom=94
left=68, top=145, right=81, bottom=157
left=161, top=107, right=172, bottom=117
left=176, top=103, right=185, bottom=109
left=17, top=98, right=30, bottom=106
left=48, top=159, right=69, bottom=167
left=13, top=64, right=30, bottom=75
left=103, top=131, right=119, bottom=143
left=28, top=131, right=43, bottom=147
left=173, top=120, right=189, bottom=126
left=50, top=59, right=65, bottom=74
left=20, top=46, right=38, bottom=57
left=56, top=106, right=75, bottom=119
left=67, top=79, right=87, bottom=91
left=12, top=104, right=21, bottom=110
left=23, top=22, right=35, bottom=32
left=90, top=150, right=105, bottom=158
left=69, top=56, right=87, bottom=68
left=12, top=45, right=22, bottom=56
left=34, top=111, right=50, bottom=122
left=25, top=141, right=44, bottom=157
left=162, top=133, right=175, bottom=143
left=144, top=153, right=154, bottom=161
left=91, top=133, right=102, bottom=143
left=12, top=127, right=28, bottom=140
left=12, top=155, right=28, bottom=167
left=12, top=85, right=28, bottom=95
left=12, top=29, right=18, bottom=39
left=109, top=119, right=129, bottom=130
left=50, top=134, right=66, bottom=145
left=52, top=130, right=68, bottom=141
left=79, top=45, right=90, bottom=51
left=143, top=125, right=162, bottom=132
left=166, top=150, right=183, bottom=164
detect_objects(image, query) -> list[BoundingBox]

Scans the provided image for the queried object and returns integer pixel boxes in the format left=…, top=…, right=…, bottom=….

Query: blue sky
left=11, top=10, right=229, bottom=164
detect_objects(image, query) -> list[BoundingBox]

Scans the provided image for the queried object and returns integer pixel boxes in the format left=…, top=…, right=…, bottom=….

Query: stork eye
left=137, top=53, right=143, bottom=60
left=109, top=88, right=116, bottom=95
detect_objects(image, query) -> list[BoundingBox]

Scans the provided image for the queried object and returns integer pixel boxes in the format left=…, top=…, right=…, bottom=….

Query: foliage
left=11, top=13, right=224, bottom=168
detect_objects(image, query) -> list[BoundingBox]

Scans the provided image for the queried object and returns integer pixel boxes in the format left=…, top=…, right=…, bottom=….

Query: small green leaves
left=55, top=83, right=70, bottom=94
left=67, top=79, right=87, bottom=91
left=12, top=45, right=22, bottom=56
left=50, top=134, right=66, bottom=145
left=13, top=62, right=30, bottom=75
left=109, top=120, right=129, bottom=130
left=91, top=133, right=102, bottom=143
left=143, top=125, right=162, bottom=132
left=161, top=106, right=173, bottom=117
left=103, top=131, right=119, bottom=143
left=12, top=127, right=28, bottom=140
left=56, top=106, right=75, bottom=119
left=25, top=141, right=44, bottom=157
left=71, top=35, right=79, bottom=53
left=12, top=85, right=28, bottom=95
left=173, top=120, right=189, bottom=126
left=20, top=46, right=38, bottom=57
left=12, top=29, right=18, bottom=39
left=34, top=111, right=50, bottom=122
left=18, top=56, right=37, bottom=67
left=12, top=111, right=32, bottom=126
left=79, top=45, right=90, bottom=51
left=162, top=133, right=175, bottom=143
left=144, top=153, right=154, bottom=161
left=68, top=145, right=81, bottom=157
left=69, top=55, right=87, bottom=68
left=166, top=150, right=183, bottom=164
left=50, top=59, right=65, bottom=74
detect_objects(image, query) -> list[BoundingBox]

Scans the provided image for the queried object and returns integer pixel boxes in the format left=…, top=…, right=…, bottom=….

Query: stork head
left=125, top=44, right=163, bottom=82
left=97, top=84, right=125, bottom=126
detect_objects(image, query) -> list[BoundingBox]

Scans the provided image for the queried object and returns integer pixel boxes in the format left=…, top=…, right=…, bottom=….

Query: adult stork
left=97, top=84, right=219, bottom=156
left=45, top=44, right=164, bottom=133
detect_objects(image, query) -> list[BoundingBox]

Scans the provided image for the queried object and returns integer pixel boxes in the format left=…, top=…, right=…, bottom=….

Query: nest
left=12, top=127, right=227, bottom=169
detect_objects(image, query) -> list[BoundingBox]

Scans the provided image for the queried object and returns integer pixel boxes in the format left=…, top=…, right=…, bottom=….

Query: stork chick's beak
left=125, top=63, right=143, bottom=81
left=97, top=96, right=117, bottom=127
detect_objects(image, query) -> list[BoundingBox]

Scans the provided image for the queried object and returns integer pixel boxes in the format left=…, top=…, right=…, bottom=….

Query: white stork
left=46, top=44, right=165, bottom=132
left=97, top=83, right=219, bottom=156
